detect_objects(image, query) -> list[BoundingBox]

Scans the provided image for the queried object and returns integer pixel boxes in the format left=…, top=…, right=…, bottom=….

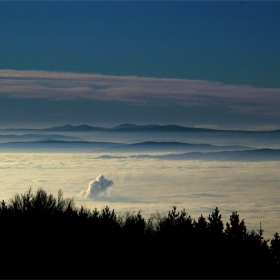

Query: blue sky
left=1, top=1, right=280, bottom=130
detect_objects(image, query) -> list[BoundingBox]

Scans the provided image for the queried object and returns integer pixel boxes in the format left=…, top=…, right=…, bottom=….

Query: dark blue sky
left=1, top=1, right=280, bottom=129
left=1, top=1, right=280, bottom=87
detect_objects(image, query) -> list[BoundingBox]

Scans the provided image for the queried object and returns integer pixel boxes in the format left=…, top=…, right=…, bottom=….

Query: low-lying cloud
left=81, top=174, right=114, bottom=199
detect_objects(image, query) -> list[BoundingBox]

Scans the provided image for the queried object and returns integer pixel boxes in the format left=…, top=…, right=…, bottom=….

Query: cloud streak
left=1, top=69, right=279, bottom=108
left=1, top=69, right=280, bottom=129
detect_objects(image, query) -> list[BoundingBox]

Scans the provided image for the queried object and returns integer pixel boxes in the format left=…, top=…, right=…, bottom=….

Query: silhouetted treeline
left=0, top=188, right=279, bottom=279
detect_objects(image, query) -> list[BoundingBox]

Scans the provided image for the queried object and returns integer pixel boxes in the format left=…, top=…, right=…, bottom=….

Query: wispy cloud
left=1, top=69, right=280, bottom=129
left=1, top=69, right=279, bottom=109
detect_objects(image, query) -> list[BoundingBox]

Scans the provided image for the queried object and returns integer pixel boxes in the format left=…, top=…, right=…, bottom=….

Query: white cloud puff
left=81, top=174, right=114, bottom=199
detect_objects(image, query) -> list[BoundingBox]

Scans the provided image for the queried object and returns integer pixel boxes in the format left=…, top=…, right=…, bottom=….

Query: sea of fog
left=0, top=130, right=279, bottom=240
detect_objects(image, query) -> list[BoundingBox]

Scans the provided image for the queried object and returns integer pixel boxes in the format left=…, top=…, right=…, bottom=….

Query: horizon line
left=1, top=123, right=279, bottom=133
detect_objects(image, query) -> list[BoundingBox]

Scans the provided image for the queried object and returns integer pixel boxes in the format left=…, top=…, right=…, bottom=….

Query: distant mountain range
left=0, top=140, right=253, bottom=152
left=98, top=149, right=280, bottom=162
left=0, top=138, right=279, bottom=161
left=0, top=133, right=82, bottom=141
left=2, top=123, right=280, bottom=133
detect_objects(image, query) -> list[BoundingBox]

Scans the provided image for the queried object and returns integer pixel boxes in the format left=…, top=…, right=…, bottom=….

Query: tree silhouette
left=208, top=206, right=224, bottom=241
left=271, top=232, right=280, bottom=265
left=225, top=211, right=247, bottom=241
left=0, top=188, right=279, bottom=278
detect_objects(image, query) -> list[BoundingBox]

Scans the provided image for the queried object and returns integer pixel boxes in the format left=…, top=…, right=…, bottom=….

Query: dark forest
left=0, top=188, right=279, bottom=279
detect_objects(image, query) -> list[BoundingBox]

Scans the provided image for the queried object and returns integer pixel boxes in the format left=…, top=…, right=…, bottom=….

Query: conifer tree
left=271, top=232, right=280, bottom=265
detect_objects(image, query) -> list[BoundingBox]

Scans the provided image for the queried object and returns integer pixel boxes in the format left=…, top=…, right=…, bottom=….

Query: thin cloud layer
left=1, top=69, right=280, bottom=130
left=1, top=69, right=280, bottom=109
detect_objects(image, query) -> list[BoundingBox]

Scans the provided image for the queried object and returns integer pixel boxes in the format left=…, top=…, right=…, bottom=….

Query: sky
left=1, top=1, right=280, bottom=130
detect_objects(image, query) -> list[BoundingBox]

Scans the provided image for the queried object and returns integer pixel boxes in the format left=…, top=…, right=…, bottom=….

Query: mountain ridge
left=0, top=140, right=253, bottom=152
left=2, top=124, right=280, bottom=133
left=98, top=148, right=280, bottom=162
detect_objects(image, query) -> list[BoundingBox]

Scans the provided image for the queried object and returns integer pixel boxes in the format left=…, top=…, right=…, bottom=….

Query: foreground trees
left=0, top=188, right=279, bottom=278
